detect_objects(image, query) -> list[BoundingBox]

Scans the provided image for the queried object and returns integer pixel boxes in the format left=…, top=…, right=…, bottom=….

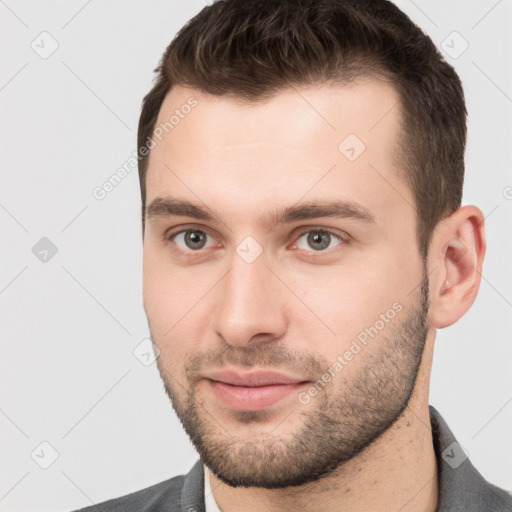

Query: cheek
left=143, top=250, right=173, bottom=328
left=143, top=251, right=215, bottom=355
left=289, top=249, right=420, bottom=349
left=143, top=243, right=194, bottom=315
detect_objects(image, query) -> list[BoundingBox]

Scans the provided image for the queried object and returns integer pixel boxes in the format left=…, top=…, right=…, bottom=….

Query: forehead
left=145, top=80, right=413, bottom=229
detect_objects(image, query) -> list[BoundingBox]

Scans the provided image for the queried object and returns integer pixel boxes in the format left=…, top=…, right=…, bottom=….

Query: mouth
left=203, top=368, right=311, bottom=411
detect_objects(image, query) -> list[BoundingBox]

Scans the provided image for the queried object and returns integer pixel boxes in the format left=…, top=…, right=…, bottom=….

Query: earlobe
left=428, top=205, right=486, bottom=329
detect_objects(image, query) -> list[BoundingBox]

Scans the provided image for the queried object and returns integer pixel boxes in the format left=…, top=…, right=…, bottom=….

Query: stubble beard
left=153, top=275, right=430, bottom=489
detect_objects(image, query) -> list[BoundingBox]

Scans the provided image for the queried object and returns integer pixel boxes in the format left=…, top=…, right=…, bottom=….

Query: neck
left=207, top=337, right=438, bottom=512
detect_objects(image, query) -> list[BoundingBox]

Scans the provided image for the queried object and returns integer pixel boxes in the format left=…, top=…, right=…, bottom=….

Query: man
left=76, top=0, right=512, bottom=510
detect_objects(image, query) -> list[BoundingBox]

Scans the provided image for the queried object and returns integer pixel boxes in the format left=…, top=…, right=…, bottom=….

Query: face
left=142, top=81, right=430, bottom=488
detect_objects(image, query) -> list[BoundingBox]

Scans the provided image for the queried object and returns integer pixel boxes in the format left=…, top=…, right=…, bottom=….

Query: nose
left=211, top=250, right=288, bottom=347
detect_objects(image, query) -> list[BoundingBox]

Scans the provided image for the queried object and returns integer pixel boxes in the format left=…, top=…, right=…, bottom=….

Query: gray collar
left=429, top=405, right=512, bottom=511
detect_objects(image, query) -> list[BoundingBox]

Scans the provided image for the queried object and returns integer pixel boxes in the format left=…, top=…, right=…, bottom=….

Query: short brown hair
left=137, top=0, right=466, bottom=257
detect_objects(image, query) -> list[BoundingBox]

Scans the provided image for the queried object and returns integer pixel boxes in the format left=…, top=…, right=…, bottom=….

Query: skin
left=142, top=81, right=486, bottom=512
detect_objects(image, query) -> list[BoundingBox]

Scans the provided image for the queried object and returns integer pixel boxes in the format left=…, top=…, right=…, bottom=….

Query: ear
left=427, top=205, right=486, bottom=329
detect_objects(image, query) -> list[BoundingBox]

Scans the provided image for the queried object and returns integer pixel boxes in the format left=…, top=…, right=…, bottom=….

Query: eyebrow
left=145, top=196, right=375, bottom=229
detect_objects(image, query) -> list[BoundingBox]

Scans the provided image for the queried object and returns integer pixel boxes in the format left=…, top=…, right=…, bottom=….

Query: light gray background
left=1, top=1, right=511, bottom=510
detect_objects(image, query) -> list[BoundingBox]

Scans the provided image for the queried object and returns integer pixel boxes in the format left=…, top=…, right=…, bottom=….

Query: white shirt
left=204, top=464, right=222, bottom=512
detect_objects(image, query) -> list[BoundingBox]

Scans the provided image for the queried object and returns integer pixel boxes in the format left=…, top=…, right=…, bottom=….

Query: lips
left=203, top=368, right=308, bottom=387
left=203, top=368, right=310, bottom=411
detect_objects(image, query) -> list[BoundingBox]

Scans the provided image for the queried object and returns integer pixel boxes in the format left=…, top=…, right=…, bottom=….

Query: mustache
left=183, top=343, right=327, bottom=384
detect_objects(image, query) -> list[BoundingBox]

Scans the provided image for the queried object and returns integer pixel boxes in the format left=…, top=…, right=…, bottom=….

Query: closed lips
left=203, top=369, right=310, bottom=387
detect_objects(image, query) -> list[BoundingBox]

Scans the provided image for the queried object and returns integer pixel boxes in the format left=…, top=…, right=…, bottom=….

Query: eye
left=170, top=229, right=217, bottom=252
left=295, top=229, right=344, bottom=252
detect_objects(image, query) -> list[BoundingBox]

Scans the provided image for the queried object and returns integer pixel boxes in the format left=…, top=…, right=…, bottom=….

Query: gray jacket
left=73, top=405, right=512, bottom=511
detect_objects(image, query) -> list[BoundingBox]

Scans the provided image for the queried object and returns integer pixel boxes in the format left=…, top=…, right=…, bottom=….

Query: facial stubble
left=152, top=274, right=430, bottom=489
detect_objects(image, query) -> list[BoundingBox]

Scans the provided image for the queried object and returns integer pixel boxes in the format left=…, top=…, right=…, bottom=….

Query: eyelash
left=163, top=226, right=350, bottom=257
